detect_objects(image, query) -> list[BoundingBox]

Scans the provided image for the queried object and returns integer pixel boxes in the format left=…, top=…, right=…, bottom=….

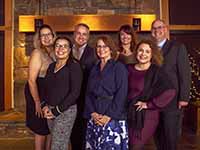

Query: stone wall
left=14, top=0, right=160, bottom=110
left=14, top=0, right=159, bottom=80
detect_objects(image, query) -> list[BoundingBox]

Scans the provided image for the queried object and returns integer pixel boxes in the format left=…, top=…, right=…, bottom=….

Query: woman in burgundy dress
left=127, top=39, right=176, bottom=150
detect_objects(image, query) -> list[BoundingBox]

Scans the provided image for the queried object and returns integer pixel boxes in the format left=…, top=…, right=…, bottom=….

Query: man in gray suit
left=151, top=19, right=191, bottom=150
left=70, top=23, right=97, bottom=150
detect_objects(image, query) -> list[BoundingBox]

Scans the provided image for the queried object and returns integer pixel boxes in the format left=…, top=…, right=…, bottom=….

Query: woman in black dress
left=24, top=24, right=55, bottom=150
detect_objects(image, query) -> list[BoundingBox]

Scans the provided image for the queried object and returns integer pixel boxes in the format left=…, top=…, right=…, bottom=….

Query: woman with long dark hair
left=117, top=24, right=137, bottom=64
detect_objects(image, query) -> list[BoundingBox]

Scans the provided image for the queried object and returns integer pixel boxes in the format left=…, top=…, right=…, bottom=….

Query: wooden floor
left=0, top=110, right=199, bottom=150
left=144, top=128, right=200, bottom=150
left=0, top=128, right=199, bottom=150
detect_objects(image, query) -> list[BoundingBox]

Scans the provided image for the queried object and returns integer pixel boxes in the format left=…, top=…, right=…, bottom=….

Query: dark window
left=0, top=31, right=4, bottom=111
left=0, top=0, right=5, bottom=26
left=169, top=0, right=200, bottom=25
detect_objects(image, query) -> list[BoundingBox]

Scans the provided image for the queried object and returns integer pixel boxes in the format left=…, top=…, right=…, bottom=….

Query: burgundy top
left=128, top=65, right=176, bottom=110
left=127, top=65, right=176, bottom=144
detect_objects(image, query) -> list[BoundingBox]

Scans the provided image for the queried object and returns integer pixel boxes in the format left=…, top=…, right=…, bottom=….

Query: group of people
left=24, top=19, right=191, bottom=150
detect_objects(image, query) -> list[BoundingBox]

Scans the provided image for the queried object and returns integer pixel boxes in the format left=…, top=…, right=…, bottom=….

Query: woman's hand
left=43, top=107, right=55, bottom=119
left=98, top=115, right=111, bottom=126
left=35, top=101, right=43, bottom=118
left=42, top=106, right=49, bottom=115
left=91, top=112, right=103, bottom=126
left=135, top=101, right=147, bottom=111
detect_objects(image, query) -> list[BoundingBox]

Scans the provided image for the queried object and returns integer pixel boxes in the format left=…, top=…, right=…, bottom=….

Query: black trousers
left=154, top=109, right=183, bottom=150
left=70, top=113, right=87, bottom=150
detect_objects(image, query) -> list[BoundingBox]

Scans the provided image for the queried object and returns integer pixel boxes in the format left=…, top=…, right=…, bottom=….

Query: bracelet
left=40, top=101, right=46, bottom=108
left=56, top=106, right=62, bottom=114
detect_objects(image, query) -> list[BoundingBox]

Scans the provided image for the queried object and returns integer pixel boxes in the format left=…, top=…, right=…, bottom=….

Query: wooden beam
left=170, top=25, right=200, bottom=30
left=0, top=26, right=6, bottom=30
left=160, top=0, right=169, bottom=25
left=19, top=14, right=156, bottom=32
left=160, top=0, right=169, bottom=38
left=4, top=0, right=13, bottom=110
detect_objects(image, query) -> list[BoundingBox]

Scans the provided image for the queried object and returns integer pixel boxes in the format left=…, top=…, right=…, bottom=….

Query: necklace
left=135, top=63, right=151, bottom=71
left=122, top=49, right=132, bottom=56
left=54, top=62, right=66, bottom=73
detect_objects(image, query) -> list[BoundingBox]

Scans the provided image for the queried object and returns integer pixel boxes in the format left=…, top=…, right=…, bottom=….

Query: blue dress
left=84, top=59, right=129, bottom=150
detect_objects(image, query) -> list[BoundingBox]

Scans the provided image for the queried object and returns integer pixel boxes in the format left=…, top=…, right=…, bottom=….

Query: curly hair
left=96, top=35, right=118, bottom=60
left=135, top=39, right=163, bottom=66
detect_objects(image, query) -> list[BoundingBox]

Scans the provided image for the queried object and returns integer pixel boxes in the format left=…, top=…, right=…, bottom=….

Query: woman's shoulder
left=30, top=48, right=39, bottom=54
left=127, top=63, right=135, bottom=69
left=113, top=60, right=128, bottom=74
left=68, top=58, right=82, bottom=69
left=69, top=58, right=80, bottom=65
left=29, top=49, right=43, bottom=62
left=31, top=48, right=43, bottom=55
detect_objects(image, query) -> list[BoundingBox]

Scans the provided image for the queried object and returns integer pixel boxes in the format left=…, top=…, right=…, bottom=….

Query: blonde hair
left=33, top=24, right=56, bottom=50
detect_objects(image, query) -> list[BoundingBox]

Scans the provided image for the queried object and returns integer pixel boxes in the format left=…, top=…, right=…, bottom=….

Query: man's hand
left=178, top=101, right=188, bottom=109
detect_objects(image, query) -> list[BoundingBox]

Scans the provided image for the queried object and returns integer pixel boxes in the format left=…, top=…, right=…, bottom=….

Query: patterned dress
left=86, top=119, right=128, bottom=150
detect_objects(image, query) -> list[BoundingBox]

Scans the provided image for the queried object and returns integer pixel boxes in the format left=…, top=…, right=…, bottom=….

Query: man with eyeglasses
left=70, top=23, right=97, bottom=150
left=151, top=19, right=191, bottom=150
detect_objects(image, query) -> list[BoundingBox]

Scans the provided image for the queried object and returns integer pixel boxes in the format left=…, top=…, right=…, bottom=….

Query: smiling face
left=120, top=30, right=132, bottom=45
left=54, top=39, right=71, bottom=60
left=74, top=25, right=89, bottom=47
left=136, top=43, right=152, bottom=65
left=40, top=27, right=54, bottom=47
left=96, top=39, right=112, bottom=61
left=151, top=20, right=168, bottom=43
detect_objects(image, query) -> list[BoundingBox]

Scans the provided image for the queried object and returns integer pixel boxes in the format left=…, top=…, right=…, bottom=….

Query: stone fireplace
left=14, top=0, right=160, bottom=111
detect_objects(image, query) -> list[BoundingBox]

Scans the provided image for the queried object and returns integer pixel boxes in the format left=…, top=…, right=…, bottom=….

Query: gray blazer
left=161, top=39, right=191, bottom=112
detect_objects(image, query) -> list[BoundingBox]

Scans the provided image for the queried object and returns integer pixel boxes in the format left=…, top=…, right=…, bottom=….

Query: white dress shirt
left=72, top=44, right=87, bottom=60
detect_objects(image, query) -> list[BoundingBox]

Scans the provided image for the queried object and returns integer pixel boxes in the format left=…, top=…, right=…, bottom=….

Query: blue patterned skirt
left=85, top=119, right=129, bottom=150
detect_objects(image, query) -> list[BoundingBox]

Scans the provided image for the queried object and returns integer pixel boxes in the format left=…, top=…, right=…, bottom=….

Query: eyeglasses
left=152, top=25, right=166, bottom=30
left=40, top=32, right=53, bottom=38
left=55, top=43, right=70, bottom=49
left=96, top=45, right=108, bottom=49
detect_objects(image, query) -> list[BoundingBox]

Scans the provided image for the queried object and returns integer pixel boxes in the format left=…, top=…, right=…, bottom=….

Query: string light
left=188, top=50, right=200, bottom=101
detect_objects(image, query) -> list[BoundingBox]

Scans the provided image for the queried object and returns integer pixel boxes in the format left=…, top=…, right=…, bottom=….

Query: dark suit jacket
left=71, top=44, right=97, bottom=150
left=161, top=39, right=191, bottom=112
left=77, top=44, right=97, bottom=114
left=79, top=45, right=97, bottom=78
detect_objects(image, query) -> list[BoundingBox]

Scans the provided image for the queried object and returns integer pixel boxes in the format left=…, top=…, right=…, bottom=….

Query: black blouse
left=44, top=58, right=83, bottom=116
